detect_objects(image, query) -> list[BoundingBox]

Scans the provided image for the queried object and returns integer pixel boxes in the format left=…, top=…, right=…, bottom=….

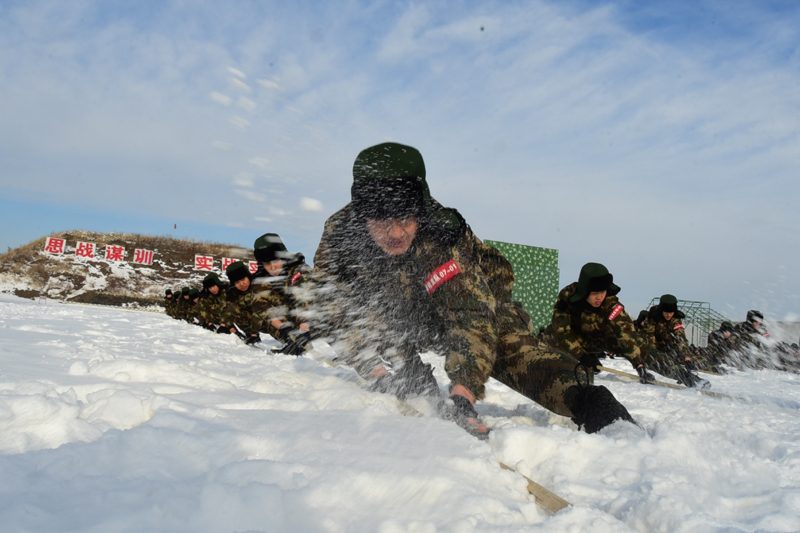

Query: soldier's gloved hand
left=278, top=332, right=311, bottom=356
left=245, top=334, right=261, bottom=345
left=636, top=365, right=655, bottom=384
left=579, top=353, right=603, bottom=373
left=684, top=359, right=697, bottom=371
left=278, top=323, right=293, bottom=343
left=216, top=325, right=229, bottom=334
left=447, top=385, right=489, bottom=440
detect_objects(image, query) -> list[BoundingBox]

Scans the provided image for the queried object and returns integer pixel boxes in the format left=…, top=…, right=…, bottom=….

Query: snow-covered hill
left=0, top=230, right=250, bottom=307
left=1, top=293, right=799, bottom=532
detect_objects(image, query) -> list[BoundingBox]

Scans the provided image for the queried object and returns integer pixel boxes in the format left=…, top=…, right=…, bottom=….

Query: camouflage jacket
left=642, top=311, right=691, bottom=360
left=313, top=201, right=510, bottom=398
left=552, top=282, right=643, bottom=368
left=164, top=296, right=175, bottom=316
left=197, top=285, right=230, bottom=326
left=173, top=297, right=190, bottom=320
left=249, top=260, right=313, bottom=341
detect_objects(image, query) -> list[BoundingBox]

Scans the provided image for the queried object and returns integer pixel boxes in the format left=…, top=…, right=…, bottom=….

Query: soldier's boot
left=570, top=385, right=636, bottom=434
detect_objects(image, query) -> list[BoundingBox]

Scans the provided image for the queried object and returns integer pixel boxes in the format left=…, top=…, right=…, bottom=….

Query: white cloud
left=229, top=116, right=250, bottom=129
left=300, top=197, right=323, bottom=212
left=248, top=157, right=270, bottom=169
left=235, top=189, right=266, bottom=202
left=210, top=141, right=232, bottom=150
left=254, top=216, right=273, bottom=222
left=233, top=173, right=254, bottom=187
left=257, top=79, right=281, bottom=90
left=228, top=67, right=246, bottom=79
left=230, top=78, right=252, bottom=93
left=210, top=92, right=232, bottom=106
left=237, top=97, right=256, bottom=112
left=270, top=207, right=292, bottom=216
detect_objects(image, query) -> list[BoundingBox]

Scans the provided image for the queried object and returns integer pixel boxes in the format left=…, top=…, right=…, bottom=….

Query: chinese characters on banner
left=74, top=241, right=97, bottom=259
left=194, top=255, right=214, bottom=271
left=221, top=258, right=237, bottom=271
left=44, top=237, right=66, bottom=255
left=133, top=249, right=154, bottom=265
left=105, top=245, right=126, bottom=262
left=248, top=261, right=259, bottom=274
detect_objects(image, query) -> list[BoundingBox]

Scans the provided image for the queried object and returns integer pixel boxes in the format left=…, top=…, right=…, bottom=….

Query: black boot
left=571, top=385, right=636, bottom=434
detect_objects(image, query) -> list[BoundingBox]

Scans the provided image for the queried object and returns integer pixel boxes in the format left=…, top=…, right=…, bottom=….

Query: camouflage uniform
left=164, top=292, right=175, bottom=317
left=197, top=281, right=230, bottom=328
left=315, top=201, right=584, bottom=418
left=248, top=260, right=312, bottom=342
left=552, top=283, right=644, bottom=369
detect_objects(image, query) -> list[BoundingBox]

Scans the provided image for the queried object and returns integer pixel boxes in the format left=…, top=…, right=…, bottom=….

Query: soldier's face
left=235, top=277, right=250, bottom=291
left=264, top=259, right=283, bottom=276
left=723, top=331, right=731, bottom=339
left=208, top=285, right=220, bottom=295
left=663, top=311, right=675, bottom=321
left=586, top=290, right=606, bottom=308
left=366, top=217, right=418, bottom=255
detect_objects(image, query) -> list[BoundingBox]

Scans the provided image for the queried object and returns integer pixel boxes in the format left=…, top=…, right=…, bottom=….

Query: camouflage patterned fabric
left=313, top=201, right=585, bottom=418
left=164, top=295, right=175, bottom=317
left=197, top=285, right=230, bottom=326
left=250, top=260, right=312, bottom=342
left=551, top=282, right=643, bottom=369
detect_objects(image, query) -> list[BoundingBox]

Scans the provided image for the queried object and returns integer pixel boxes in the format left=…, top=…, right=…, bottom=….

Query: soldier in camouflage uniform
left=642, top=294, right=710, bottom=387
left=185, top=288, right=202, bottom=325
left=251, top=233, right=313, bottom=354
left=552, top=263, right=655, bottom=384
left=197, top=273, right=232, bottom=333
left=173, top=287, right=191, bottom=321
left=313, top=142, right=635, bottom=437
left=705, top=321, right=735, bottom=368
left=225, top=261, right=262, bottom=343
left=164, top=289, right=175, bottom=317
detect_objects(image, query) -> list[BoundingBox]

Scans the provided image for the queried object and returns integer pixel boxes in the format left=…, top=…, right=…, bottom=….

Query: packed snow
left=1, top=293, right=799, bottom=532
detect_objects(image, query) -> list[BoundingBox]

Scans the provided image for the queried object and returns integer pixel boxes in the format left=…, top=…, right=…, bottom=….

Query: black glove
left=216, top=325, right=230, bottom=334
left=278, top=323, right=293, bottom=343
left=684, top=359, right=697, bottom=371
left=579, top=353, right=603, bottom=372
left=449, top=395, right=490, bottom=440
left=245, top=334, right=261, bottom=345
left=636, top=365, right=655, bottom=384
left=277, top=332, right=311, bottom=356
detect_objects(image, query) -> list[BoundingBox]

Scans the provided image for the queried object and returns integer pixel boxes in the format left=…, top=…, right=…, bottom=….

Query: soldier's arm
left=607, top=307, right=644, bottom=368
left=428, top=232, right=499, bottom=400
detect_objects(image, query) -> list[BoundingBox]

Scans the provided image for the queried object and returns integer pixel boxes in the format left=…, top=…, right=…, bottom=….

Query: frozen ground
left=1, top=293, right=799, bottom=532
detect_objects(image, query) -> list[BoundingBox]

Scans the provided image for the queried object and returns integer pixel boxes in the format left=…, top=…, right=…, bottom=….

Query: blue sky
left=1, top=0, right=799, bottom=321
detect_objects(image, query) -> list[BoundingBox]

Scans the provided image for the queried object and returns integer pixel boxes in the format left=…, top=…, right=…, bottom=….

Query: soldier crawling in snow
left=312, top=142, right=636, bottom=438
left=250, top=233, right=313, bottom=355
left=163, top=289, right=175, bottom=317
left=551, top=262, right=656, bottom=384
left=641, top=294, right=711, bottom=387
left=197, top=272, right=232, bottom=333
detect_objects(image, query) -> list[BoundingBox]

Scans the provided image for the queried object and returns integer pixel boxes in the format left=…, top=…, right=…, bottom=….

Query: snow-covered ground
left=1, top=293, right=799, bottom=533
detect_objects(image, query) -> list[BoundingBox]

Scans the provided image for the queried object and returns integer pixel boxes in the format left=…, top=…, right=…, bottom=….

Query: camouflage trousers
left=489, top=303, right=585, bottom=418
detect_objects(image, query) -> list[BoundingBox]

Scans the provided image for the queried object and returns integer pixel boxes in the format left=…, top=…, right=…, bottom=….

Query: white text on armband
left=608, top=305, right=623, bottom=320
left=425, top=260, right=461, bottom=294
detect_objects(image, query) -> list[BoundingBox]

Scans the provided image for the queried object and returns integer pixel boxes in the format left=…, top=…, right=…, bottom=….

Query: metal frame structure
left=646, top=297, right=731, bottom=347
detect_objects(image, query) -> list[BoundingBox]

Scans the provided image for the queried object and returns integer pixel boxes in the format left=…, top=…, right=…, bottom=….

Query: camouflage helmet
left=569, top=262, right=620, bottom=303
left=350, top=142, right=430, bottom=220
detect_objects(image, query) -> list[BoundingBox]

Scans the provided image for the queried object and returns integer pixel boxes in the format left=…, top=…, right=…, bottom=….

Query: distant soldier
left=251, top=233, right=313, bottom=354
left=198, top=272, right=231, bottom=333
left=642, top=295, right=709, bottom=387
left=163, top=289, right=174, bottom=317
left=705, top=321, right=735, bottom=368
left=225, top=261, right=260, bottom=343
left=185, top=288, right=202, bottom=325
left=313, top=142, right=636, bottom=437
left=552, top=263, right=655, bottom=383
left=733, top=310, right=769, bottom=368
left=173, top=286, right=191, bottom=321
left=633, top=310, right=648, bottom=332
